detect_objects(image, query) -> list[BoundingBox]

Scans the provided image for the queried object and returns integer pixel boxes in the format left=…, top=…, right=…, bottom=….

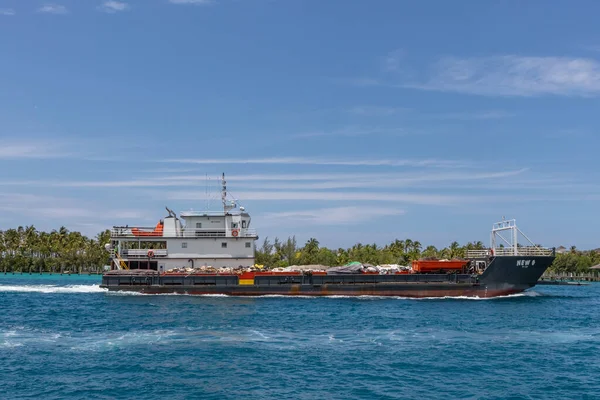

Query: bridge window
left=245, top=242, right=251, bottom=248
left=221, top=242, right=227, bottom=248
left=242, top=220, right=247, bottom=228
left=182, top=242, right=187, bottom=249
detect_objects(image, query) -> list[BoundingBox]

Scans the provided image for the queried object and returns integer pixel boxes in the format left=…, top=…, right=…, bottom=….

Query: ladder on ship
left=114, top=252, right=129, bottom=270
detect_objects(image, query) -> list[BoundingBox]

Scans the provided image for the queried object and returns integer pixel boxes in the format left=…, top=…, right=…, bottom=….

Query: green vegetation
left=256, top=236, right=600, bottom=273
left=0, top=226, right=110, bottom=273
left=256, top=236, right=487, bottom=267
left=549, top=246, right=600, bottom=273
left=1, top=227, right=598, bottom=273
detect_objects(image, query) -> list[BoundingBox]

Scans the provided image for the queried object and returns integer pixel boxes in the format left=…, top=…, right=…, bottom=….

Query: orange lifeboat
left=131, top=221, right=164, bottom=237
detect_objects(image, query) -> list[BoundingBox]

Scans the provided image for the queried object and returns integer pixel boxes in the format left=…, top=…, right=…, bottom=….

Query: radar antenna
left=165, top=207, right=176, bottom=218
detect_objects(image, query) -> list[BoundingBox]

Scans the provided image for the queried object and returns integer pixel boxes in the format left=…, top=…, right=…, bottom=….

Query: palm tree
left=301, top=238, right=320, bottom=264
left=448, top=241, right=463, bottom=259
left=422, top=245, right=438, bottom=259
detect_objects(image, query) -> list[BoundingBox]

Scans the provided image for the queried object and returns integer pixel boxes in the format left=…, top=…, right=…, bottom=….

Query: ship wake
left=0, top=284, right=106, bottom=294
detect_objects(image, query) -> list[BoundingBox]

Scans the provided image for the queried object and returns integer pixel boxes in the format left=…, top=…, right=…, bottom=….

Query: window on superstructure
left=196, top=223, right=202, bottom=229
left=242, top=220, right=247, bottom=229
left=221, top=242, right=227, bottom=248
left=182, top=242, right=187, bottom=248
left=245, top=242, right=251, bottom=248
left=232, top=222, right=238, bottom=228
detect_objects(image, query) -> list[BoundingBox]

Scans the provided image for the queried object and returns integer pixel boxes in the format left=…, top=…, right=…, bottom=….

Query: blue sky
left=0, top=0, right=599, bottom=249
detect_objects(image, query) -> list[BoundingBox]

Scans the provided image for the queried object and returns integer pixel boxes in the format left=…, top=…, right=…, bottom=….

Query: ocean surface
left=1, top=274, right=599, bottom=400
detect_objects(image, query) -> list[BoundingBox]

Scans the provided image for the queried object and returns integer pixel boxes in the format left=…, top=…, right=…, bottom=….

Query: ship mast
left=221, top=172, right=236, bottom=214
left=221, top=172, right=226, bottom=211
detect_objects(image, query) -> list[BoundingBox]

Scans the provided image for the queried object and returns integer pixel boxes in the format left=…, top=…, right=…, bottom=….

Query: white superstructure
left=108, top=174, right=258, bottom=272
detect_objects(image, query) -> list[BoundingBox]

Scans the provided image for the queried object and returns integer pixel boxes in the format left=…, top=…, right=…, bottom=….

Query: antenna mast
left=221, top=172, right=236, bottom=214
left=221, top=172, right=226, bottom=211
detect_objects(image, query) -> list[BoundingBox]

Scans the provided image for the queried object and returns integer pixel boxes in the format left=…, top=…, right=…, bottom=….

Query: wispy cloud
left=346, top=106, right=409, bottom=116
left=332, top=77, right=380, bottom=87
left=405, top=55, right=600, bottom=97
left=0, top=142, right=68, bottom=159
left=167, top=190, right=476, bottom=206
left=0, top=169, right=529, bottom=190
left=37, top=4, right=68, bottom=14
left=227, top=169, right=529, bottom=190
left=262, top=206, right=406, bottom=225
left=160, top=157, right=465, bottom=168
left=580, top=45, right=600, bottom=53
left=383, top=49, right=405, bottom=72
left=292, top=126, right=406, bottom=139
left=168, top=0, right=213, bottom=4
left=0, top=194, right=143, bottom=220
left=0, top=8, right=15, bottom=16
left=98, top=1, right=129, bottom=13
left=432, top=110, right=515, bottom=120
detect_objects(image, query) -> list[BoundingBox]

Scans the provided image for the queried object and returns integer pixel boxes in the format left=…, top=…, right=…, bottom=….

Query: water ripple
left=0, top=276, right=599, bottom=399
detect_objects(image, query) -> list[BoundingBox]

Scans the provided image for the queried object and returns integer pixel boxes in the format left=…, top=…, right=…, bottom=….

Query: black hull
left=100, top=255, right=555, bottom=298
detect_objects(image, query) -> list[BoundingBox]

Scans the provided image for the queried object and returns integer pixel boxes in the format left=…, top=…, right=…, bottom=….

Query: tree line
left=0, top=226, right=111, bottom=273
left=256, top=236, right=484, bottom=267
left=0, top=227, right=597, bottom=273
left=255, top=236, right=600, bottom=273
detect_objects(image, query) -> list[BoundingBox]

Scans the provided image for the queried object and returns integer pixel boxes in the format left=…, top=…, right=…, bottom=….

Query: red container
left=411, top=260, right=467, bottom=273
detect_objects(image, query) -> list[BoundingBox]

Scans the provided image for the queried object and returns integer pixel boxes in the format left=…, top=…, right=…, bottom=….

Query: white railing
left=182, top=228, right=258, bottom=238
left=465, top=250, right=493, bottom=258
left=466, top=247, right=555, bottom=258
left=111, top=227, right=258, bottom=238
left=124, top=249, right=168, bottom=258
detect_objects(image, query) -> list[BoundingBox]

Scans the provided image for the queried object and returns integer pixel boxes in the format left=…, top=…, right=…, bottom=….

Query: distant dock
left=537, top=280, right=589, bottom=286
left=539, top=272, right=599, bottom=284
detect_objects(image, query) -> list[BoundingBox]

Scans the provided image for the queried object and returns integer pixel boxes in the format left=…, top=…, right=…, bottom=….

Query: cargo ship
left=100, top=174, right=556, bottom=298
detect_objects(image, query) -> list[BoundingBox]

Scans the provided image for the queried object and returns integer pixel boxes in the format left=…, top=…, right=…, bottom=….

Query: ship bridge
left=107, top=173, right=258, bottom=271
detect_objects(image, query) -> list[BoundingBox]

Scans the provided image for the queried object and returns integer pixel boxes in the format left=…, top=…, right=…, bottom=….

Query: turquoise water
left=1, top=275, right=599, bottom=399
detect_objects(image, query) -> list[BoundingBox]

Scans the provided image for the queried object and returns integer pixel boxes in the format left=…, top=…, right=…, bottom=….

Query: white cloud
left=262, top=206, right=405, bottom=225
left=99, top=1, right=129, bottom=13
left=0, top=8, right=15, bottom=16
left=161, top=157, right=466, bottom=168
left=37, top=4, right=68, bottom=14
left=406, top=55, right=600, bottom=97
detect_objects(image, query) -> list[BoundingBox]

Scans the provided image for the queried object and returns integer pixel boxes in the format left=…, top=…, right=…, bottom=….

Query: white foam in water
left=1, top=284, right=540, bottom=299
left=101, top=292, right=544, bottom=300
left=0, top=285, right=106, bottom=294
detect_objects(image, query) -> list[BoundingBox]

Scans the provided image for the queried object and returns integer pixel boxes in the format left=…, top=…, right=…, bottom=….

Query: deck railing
left=466, top=247, right=555, bottom=258
left=123, top=249, right=168, bottom=258
left=111, top=227, right=258, bottom=238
